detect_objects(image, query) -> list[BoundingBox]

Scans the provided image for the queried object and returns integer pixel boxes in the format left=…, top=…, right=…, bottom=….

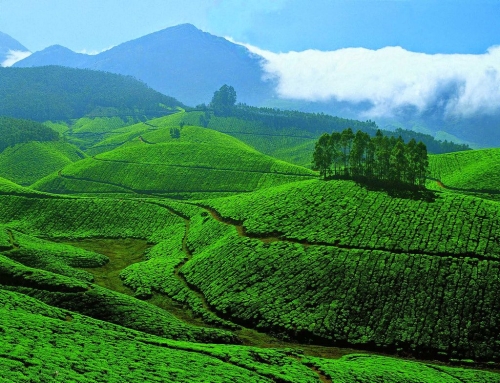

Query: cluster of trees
left=313, top=128, right=429, bottom=187
left=210, top=84, right=237, bottom=116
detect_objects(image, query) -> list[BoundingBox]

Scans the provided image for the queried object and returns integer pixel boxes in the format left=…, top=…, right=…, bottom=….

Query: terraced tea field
left=1, top=183, right=499, bottom=381
left=33, top=125, right=315, bottom=197
left=1, top=115, right=500, bottom=380
left=0, top=141, right=85, bottom=185
left=429, top=148, right=500, bottom=199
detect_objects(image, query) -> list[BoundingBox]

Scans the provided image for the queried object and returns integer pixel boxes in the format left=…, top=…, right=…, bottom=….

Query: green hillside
left=160, top=180, right=500, bottom=362
left=180, top=107, right=470, bottom=168
left=0, top=116, right=59, bottom=153
left=429, top=148, right=500, bottom=197
left=47, top=116, right=142, bottom=151
left=4, top=289, right=498, bottom=382
left=1, top=90, right=499, bottom=380
left=0, top=141, right=85, bottom=185
left=0, top=176, right=51, bottom=197
left=0, top=184, right=498, bottom=380
left=0, top=66, right=183, bottom=122
left=33, top=125, right=315, bottom=198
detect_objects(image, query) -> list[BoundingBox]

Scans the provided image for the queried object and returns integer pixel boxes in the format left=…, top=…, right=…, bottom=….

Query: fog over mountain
left=234, top=40, right=500, bottom=147
left=0, top=31, right=31, bottom=67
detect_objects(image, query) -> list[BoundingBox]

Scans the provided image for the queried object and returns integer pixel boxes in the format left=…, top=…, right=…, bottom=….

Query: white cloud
left=1, top=50, right=32, bottom=67
left=228, top=38, right=500, bottom=118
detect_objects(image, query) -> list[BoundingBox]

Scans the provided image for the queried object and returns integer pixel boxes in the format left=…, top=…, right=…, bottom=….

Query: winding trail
left=196, top=204, right=500, bottom=262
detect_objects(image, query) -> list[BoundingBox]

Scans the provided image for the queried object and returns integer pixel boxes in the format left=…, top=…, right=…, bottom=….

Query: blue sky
left=0, top=0, right=499, bottom=54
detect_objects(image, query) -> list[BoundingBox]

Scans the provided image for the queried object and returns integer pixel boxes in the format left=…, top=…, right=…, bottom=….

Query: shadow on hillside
left=328, top=175, right=439, bottom=202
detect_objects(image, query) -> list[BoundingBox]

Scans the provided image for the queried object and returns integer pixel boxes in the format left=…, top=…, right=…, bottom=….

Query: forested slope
left=0, top=66, right=183, bottom=121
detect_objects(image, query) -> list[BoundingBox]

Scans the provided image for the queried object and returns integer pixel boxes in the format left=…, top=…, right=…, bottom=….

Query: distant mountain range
left=4, top=24, right=500, bottom=147
left=13, top=24, right=275, bottom=107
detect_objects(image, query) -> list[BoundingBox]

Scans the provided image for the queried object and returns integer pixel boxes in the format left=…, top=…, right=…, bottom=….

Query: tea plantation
left=33, top=125, right=314, bottom=197
left=429, top=148, right=500, bottom=194
left=1, top=112, right=499, bottom=381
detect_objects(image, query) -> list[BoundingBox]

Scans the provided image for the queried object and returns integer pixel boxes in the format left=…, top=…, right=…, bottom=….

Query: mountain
left=0, top=31, right=30, bottom=67
left=0, top=66, right=184, bottom=121
left=14, top=24, right=275, bottom=106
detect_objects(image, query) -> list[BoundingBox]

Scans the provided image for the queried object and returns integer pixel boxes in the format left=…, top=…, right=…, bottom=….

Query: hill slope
left=429, top=148, right=500, bottom=196
left=32, top=124, right=315, bottom=197
left=0, top=141, right=85, bottom=185
left=14, top=24, right=275, bottom=106
left=148, top=179, right=500, bottom=362
left=3, top=289, right=497, bottom=382
left=0, top=66, right=183, bottom=121
left=0, top=116, right=59, bottom=152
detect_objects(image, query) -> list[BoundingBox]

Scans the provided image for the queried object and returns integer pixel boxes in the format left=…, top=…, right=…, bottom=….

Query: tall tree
left=350, top=130, right=370, bottom=177
left=389, top=139, right=408, bottom=183
left=312, top=133, right=332, bottom=179
left=415, top=142, right=429, bottom=186
left=211, top=84, right=237, bottom=116
left=329, top=132, right=342, bottom=176
left=340, top=128, right=354, bottom=175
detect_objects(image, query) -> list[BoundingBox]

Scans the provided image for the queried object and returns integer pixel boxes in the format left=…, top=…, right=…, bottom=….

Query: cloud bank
left=231, top=39, right=500, bottom=119
left=1, top=49, right=32, bottom=67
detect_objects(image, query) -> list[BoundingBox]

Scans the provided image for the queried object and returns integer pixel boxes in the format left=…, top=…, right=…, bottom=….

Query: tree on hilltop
left=211, top=85, right=236, bottom=116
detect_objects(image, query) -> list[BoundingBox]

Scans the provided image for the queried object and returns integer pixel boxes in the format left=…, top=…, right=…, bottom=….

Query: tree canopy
left=312, top=128, right=429, bottom=187
left=210, top=85, right=237, bottom=116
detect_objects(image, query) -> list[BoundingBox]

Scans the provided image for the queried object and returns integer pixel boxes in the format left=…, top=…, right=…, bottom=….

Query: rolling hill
left=4, top=288, right=498, bottom=382
left=169, top=180, right=500, bottom=362
left=32, top=123, right=315, bottom=198
left=0, top=173, right=499, bottom=380
left=0, top=141, right=85, bottom=185
left=429, top=148, right=500, bottom=196
left=0, top=66, right=183, bottom=122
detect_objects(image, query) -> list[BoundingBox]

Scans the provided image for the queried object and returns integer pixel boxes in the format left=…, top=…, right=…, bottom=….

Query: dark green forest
left=0, top=116, right=59, bottom=152
left=0, top=66, right=184, bottom=121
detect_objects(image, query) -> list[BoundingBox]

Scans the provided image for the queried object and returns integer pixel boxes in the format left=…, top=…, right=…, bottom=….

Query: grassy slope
left=148, top=179, right=500, bottom=362
left=182, top=112, right=317, bottom=167
left=0, top=176, right=51, bottom=197
left=32, top=123, right=315, bottom=197
left=429, top=148, right=500, bottom=193
left=0, top=141, right=85, bottom=185
left=0, top=186, right=236, bottom=344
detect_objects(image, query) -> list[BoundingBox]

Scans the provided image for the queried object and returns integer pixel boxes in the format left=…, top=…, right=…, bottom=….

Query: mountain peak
left=0, top=31, right=29, bottom=55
